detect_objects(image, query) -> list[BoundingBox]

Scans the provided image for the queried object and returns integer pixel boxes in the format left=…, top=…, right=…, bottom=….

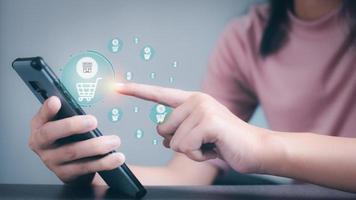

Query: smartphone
left=12, top=57, right=146, bottom=198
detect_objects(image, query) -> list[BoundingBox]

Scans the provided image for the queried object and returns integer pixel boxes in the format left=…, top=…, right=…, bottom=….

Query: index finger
left=115, top=82, right=192, bottom=108
left=31, top=96, right=61, bottom=130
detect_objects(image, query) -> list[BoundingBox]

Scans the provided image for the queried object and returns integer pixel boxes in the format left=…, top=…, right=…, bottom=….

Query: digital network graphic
left=59, top=36, right=178, bottom=145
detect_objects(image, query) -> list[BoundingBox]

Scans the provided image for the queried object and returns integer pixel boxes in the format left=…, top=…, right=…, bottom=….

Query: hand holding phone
left=12, top=57, right=146, bottom=198
left=30, top=96, right=125, bottom=184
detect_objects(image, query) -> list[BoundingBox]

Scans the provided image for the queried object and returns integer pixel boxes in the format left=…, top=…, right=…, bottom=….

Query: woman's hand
left=29, top=96, right=125, bottom=185
left=116, top=83, right=267, bottom=173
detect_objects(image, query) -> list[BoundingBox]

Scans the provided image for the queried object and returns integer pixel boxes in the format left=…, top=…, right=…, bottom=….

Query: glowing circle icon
left=109, top=107, right=123, bottom=123
left=61, top=51, right=115, bottom=107
left=135, top=129, right=144, bottom=139
left=108, top=38, right=123, bottom=53
left=140, top=45, right=155, bottom=61
left=149, top=104, right=172, bottom=124
left=156, top=104, right=166, bottom=114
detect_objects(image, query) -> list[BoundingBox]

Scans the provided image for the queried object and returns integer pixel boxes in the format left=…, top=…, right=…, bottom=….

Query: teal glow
left=108, top=38, right=123, bottom=53
left=140, top=45, right=155, bottom=61
left=149, top=104, right=172, bottom=124
left=61, top=51, right=115, bottom=107
left=108, top=107, right=123, bottom=123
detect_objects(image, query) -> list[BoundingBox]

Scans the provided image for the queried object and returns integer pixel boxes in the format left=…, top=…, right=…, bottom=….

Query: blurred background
left=0, top=0, right=275, bottom=184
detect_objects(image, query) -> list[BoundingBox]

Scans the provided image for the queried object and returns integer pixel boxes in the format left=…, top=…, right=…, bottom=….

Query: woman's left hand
left=116, top=83, right=267, bottom=173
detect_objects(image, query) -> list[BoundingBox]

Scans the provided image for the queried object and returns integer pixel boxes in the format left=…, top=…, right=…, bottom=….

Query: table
left=0, top=184, right=355, bottom=199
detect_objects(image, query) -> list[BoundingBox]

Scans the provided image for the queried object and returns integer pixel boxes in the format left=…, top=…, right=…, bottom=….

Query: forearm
left=93, top=153, right=218, bottom=186
left=260, top=128, right=356, bottom=192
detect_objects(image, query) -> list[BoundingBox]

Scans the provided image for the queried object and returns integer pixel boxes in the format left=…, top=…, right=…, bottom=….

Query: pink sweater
left=202, top=5, right=356, bottom=170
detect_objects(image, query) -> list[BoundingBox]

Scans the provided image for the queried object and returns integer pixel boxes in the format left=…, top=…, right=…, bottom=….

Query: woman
left=29, top=0, right=356, bottom=192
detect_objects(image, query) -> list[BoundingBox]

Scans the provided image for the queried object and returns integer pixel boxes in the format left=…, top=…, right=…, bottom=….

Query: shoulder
left=220, top=4, right=269, bottom=54
left=209, top=5, right=269, bottom=94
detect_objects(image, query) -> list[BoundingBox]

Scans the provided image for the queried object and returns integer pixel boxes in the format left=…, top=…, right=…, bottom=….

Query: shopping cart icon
left=76, top=77, right=102, bottom=102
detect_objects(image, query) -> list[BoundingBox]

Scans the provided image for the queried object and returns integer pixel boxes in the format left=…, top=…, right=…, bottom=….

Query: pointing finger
left=115, top=82, right=192, bottom=108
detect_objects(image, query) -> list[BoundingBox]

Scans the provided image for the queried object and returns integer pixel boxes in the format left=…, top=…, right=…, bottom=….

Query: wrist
left=254, top=129, right=288, bottom=175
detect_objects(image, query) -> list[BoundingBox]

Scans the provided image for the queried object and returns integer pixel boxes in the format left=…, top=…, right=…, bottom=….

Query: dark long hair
left=260, top=0, right=356, bottom=57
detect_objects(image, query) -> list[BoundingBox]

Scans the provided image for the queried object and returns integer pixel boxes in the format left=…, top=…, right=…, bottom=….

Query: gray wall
left=0, top=0, right=267, bottom=184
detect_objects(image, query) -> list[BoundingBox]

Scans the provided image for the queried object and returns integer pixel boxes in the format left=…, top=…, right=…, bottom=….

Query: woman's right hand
left=29, top=96, right=125, bottom=185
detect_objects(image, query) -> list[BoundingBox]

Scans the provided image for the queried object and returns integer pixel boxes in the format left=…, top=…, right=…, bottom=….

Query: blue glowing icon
left=135, top=129, right=144, bottom=139
left=169, top=76, right=174, bottom=84
left=61, top=51, right=115, bottom=107
left=149, top=104, right=172, bottom=124
left=108, top=38, right=123, bottom=53
left=150, top=72, right=156, bottom=80
left=141, top=45, right=154, bottom=61
left=133, top=36, right=139, bottom=44
left=152, top=139, right=158, bottom=145
left=172, top=61, right=178, bottom=68
left=108, top=107, right=123, bottom=123
left=134, top=106, right=139, bottom=113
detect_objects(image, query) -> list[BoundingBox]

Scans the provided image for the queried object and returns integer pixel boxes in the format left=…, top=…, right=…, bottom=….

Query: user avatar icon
left=108, top=107, right=123, bottom=123
left=141, top=46, right=154, bottom=61
left=109, top=38, right=122, bottom=53
left=149, top=104, right=172, bottom=124
left=155, top=104, right=167, bottom=123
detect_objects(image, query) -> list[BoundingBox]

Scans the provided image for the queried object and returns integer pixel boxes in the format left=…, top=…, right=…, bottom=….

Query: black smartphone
left=12, top=57, right=146, bottom=198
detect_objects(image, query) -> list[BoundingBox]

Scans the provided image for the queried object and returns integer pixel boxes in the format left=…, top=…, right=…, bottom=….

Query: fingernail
left=109, top=135, right=121, bottom=147
left=83, top=115, right=96, bottom=128
left=115, top=82, right=125, bottom=91
left=47, top=96, right=60, bottom=109
left=116, top=152, right=126, bottom=162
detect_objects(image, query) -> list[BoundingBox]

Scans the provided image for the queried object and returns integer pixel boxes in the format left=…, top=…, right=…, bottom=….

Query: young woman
left=28, top=0, right=356, bottom=192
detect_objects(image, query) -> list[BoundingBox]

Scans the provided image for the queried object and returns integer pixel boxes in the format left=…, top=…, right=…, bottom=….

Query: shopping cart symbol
left=76, top=77, right=102, bottom=102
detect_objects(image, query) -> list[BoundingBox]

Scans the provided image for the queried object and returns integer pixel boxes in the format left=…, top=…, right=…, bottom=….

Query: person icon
left=111, top=108, right=120, bottom=121
left=112, top=39, right=119, bottom=52
left=141, top=46, right=154, bottom=61
left=155, top=104, right=167, bottom=123
left=109, top=107, right=122, bottom=123
left=109, top=38, right=122, bottom=53
left=149, top=104, right=172, bottom=124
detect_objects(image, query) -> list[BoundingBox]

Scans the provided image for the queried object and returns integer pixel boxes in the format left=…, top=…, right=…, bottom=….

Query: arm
left=259, top=129, right=356, bottom=192
left=92, top=153, right=218, bottom=186
left=30, top=97, right=218, bottom=187
left=131, top=153, right=218, bottom=185
left=117, top=82, right=356, bottom=192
